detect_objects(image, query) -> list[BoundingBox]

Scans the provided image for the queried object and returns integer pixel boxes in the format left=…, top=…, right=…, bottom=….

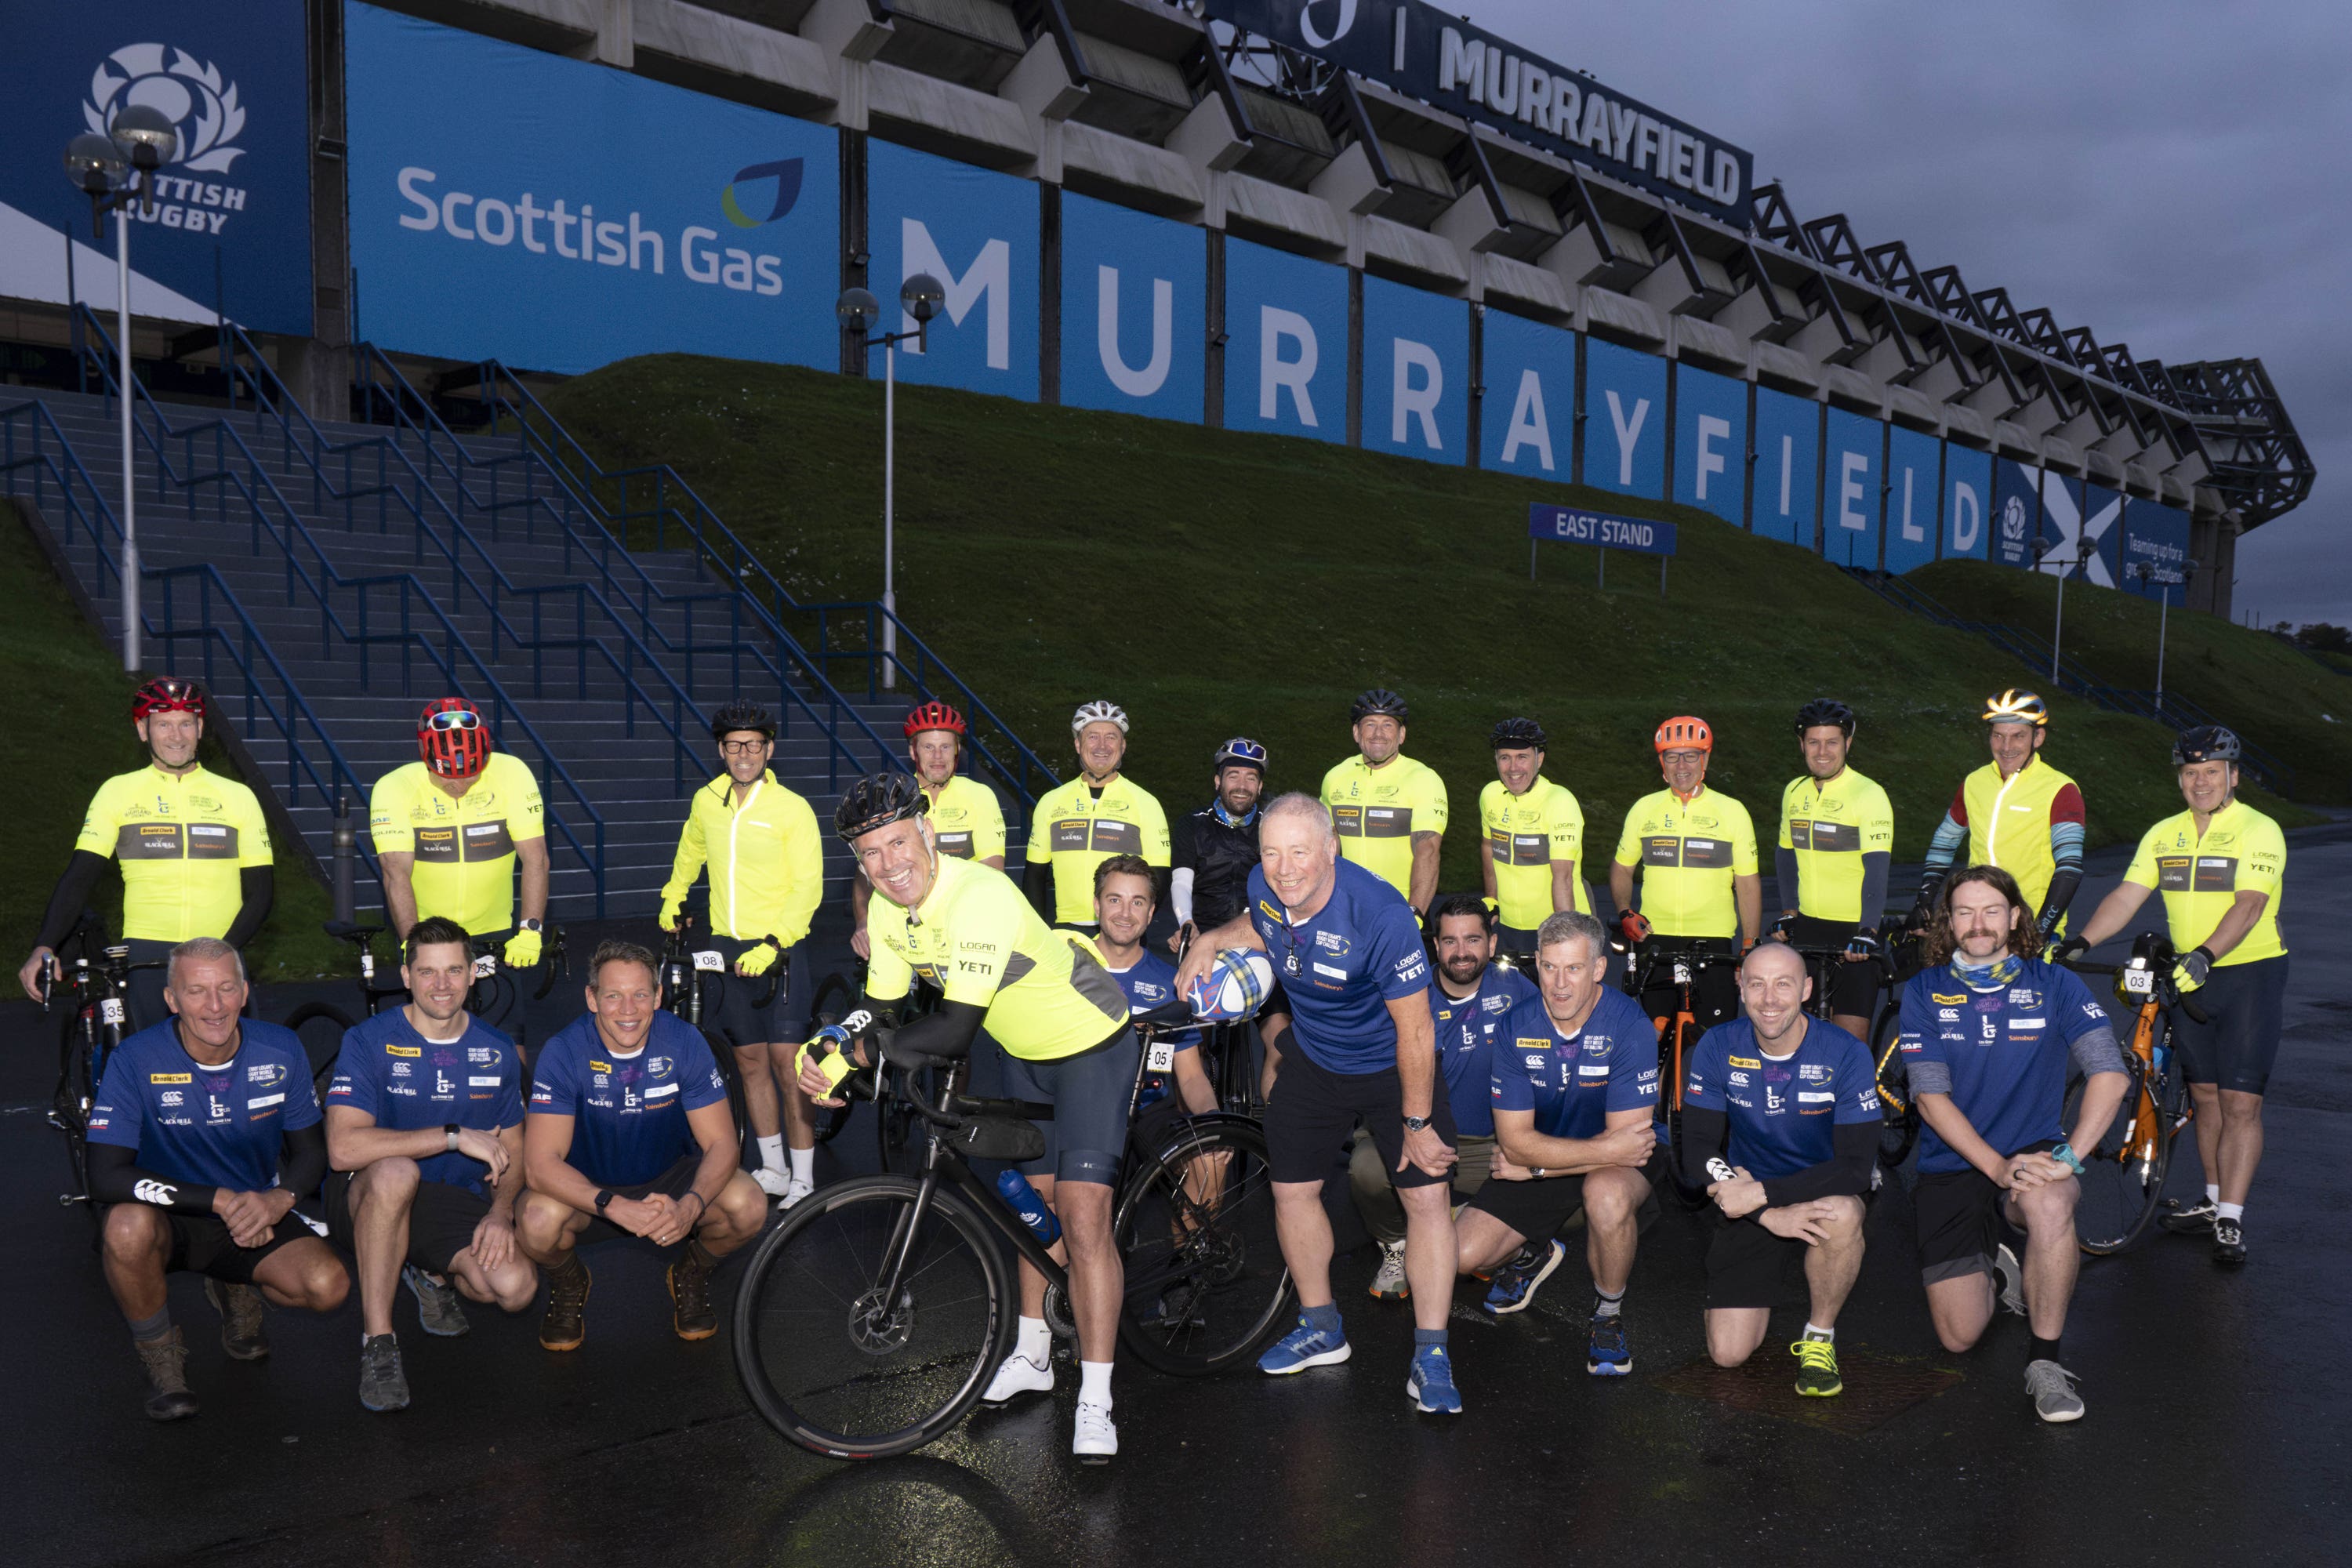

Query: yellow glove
left=502, top=928, right=543, bottom=969
left=735, top=939, right=780, bottom=978
left=794, top=1033, right=855, bottom=1094
left=1481, top=896, right=1499, bottom=916
left=657, top=890, right=685, bottom=931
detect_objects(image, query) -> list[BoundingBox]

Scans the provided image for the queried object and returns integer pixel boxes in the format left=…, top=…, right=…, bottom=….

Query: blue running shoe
left=1258, top=1314, right=1352, bottom=1375
left=1586, top=1310, right=1633, bottom=1377
left=1482, top=1238, right=1566, bottom=1316
left=1406, top=1345, right=1462, bottom=1414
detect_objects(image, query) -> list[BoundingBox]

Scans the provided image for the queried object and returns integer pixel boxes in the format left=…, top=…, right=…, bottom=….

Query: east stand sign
left=1528, top=503, right=1677, bottom=594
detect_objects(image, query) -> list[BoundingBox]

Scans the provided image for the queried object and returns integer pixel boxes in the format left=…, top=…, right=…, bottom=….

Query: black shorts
left=1912, top=1140, right=2056, bottom=1285
left=1265, top=1047, right=1458, bottom=1189
left=1783, top=916, right=1882, bottom=1019
left=1633, top=937, right=1741, bottom=1033
left=123, top=937, right=177, bottom=1036
left=691, top=935, right=814, bottom=1048
left=2172, top=955, right=2288, bottom=1094
left=324, top=1170, right=495, bottom=1275
left=1463, top=1171, right=1586, bottom=1242
left=158, top=1210, right=318, bottom=1285
left=1000, top=1029, right=1140, bottom=1187
left=1705, top=1214, right=1808, bottom=1308
left=572, top=1152, right=703, bottom=1248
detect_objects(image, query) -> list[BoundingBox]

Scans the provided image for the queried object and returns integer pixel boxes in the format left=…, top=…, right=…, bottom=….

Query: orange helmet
left=1654, top=716, right=1712, bottom=754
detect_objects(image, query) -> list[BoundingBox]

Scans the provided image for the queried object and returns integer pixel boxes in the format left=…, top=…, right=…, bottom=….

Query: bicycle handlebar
left=2056, top=956, right=2210, bottom=1028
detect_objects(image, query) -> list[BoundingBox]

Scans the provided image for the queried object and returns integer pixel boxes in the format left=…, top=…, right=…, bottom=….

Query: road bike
left=37, top=916, right=169, bottom=1223
left=281, top=920, right=567, bottom=1091
left=657, top=916, right=855, bottom=1152
left=1617, top=936, right=1742, bottom=1200
left=2060, top=932, right=2203, bottom=1255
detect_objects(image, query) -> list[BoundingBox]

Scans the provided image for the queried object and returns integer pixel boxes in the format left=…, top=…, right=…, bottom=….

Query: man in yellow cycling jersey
left=22, top=678, right=272, bottom=1033
left=1611, top=716, right=1760, bottom=1032
left=369, top=698, right=547, bottom=1041
left=658, top=702, right=824, bottom=1207
left=851, top=700, right=1005, bottom=960
left=1479, top=717, right=1588, bottom=961
left=1775, top=699, right=1896, bottom=1040
left=1025, top=700, right=1170, bottom=936
left=2060, top=726, right=2287, bottom=1268
left=1322, top=688, right=1447, bottom=913
left=1915, top=690, right=2085, bottom=936
left=797, top=774, right=1137, bottom=1462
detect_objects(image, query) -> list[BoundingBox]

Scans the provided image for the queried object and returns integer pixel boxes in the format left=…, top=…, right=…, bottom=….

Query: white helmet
left=1072, top=700, right=1129, bottom=735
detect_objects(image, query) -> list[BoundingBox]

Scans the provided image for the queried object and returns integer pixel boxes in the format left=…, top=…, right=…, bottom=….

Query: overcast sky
left=1460, top=0, right=2347, bottom=627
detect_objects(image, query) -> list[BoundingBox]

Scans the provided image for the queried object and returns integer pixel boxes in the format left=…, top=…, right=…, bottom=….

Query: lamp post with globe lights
left=63, top=103, right=178, bottom=671
left=835, top=274, right=944, bottom=691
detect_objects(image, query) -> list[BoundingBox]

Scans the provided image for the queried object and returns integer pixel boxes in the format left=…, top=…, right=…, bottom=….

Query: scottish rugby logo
left=85, top=43, right=247, bottom=172
left=2000, top=495, right=2029, bottom=543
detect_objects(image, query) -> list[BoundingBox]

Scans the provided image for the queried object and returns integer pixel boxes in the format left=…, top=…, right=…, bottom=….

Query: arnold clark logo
left=85, top=42, right=252, bottom=236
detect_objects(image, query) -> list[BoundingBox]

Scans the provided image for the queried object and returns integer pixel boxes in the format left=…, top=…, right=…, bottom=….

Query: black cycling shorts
left=691, top=934, right=813, bottom=1048
left=1783, top=916, right=1883, bottom=1020
left=1705, top=1212, right=1809, bottom=1309
left=2172, top=954, right=2288, bottom=1094
left=1463, top=1171, right=1585, bottom=1242
left=1264, top=1047, right=1457, bottom=1190
left=325, top=1170, right=495, bottom=1276
left=122, top=937, right=177, bottom=1036
left=154, top=1209, right=318, bottom=1284
left=1000, top=1027, right=1140, bottom=1188
left=572, top=1152, right=706, bottom=1249
left=1912, top=1140, right=2058, bottom=1286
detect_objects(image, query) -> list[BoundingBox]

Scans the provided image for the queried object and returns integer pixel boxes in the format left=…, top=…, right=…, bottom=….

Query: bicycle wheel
left=1870, top=1005, right=1920, bottom=1172
left=734, top=1174, right=1014, bottom=1459
left=2067, top=1055, right=2172, bottom=1255
left=1114, top=1117, right=1294, bottom=1376
left=283, top=1002, right=360, bottom=1105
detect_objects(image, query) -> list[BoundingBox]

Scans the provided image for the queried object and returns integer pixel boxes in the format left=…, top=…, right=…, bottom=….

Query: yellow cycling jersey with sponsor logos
left=2122, top=798, right=2287, bottom=966
left=1479, top=776, right=1589, bottom=928
left=1027, top=774, right=1171, bottom=924
left=1777, top=768, right=1895, bottom=924
left=865, top=854, right=1131, bottom=1060
left=75, top=764, right=272, bottom=942
left=1613, top=786, right=1759, bottom=939
left=1322, top=753, right=1449, bottom=899
left=926, top=773, right=1007, bottom=863
left=370, top=754, right=544, bottom=936
left=660, top=771, right=823, bottom=946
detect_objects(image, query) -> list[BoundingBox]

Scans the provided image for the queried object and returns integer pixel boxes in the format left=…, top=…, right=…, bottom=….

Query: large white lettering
left=1950, top=480, right=1982, bottom=554
left=1839, top=451, right=1870, bottom=530
left=902, top=219, right=1010, bottom=369
left=1258, top=307, right=1319, bottom=426
left=1096, top=266, right=1172, bottom=398
left=1500, top=370, right=1554, bottom=470
left=1694, top=414, right=1730, bottom=502
left=1391, top=339, right=1443, bottom=449
left=1605, top=390, right=1650, bottom=487
left=1899, top=467, right=1926, bottom=542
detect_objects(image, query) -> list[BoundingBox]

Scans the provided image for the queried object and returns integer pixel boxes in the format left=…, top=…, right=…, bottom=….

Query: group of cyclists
left=18, top=670, right=2291, bottom=1460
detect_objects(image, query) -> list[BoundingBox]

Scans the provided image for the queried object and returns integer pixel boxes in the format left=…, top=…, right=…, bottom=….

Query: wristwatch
left=1402, top=1114, right=1432, bottom=1133
left=594, top=1189, right=615, bottom=1215
left=518, top=918, right=545, bottom=933
left=444, top=1123, right=461, bottom=1152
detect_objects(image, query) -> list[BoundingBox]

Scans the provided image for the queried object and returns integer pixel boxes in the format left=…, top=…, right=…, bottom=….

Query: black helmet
left=833, top=771, right=928, bottom=840
left=2172, top=725, right=2241, bottom=766
left=1490, top=717, right=1548, bottom=750
left=1794, top=699, right=1856, bottom=739
left=710, top=701, right=775, bottom=742
left=1351, top=688, right=1409, bottom=723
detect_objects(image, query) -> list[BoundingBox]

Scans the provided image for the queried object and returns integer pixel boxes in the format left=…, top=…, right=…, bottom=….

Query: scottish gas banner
left=0, top=0, right=312, bottom=334
left=346, top=2, right=837, bottom=373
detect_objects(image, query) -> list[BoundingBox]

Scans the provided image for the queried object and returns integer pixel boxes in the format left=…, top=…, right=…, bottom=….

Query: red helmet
left=132, top=676, right=206, bottom=723
left=903, top=700, right=967, bottom=740
left=1653, top=715, right=1713, bottom=754
left=418, top=697, right=492, bottom=779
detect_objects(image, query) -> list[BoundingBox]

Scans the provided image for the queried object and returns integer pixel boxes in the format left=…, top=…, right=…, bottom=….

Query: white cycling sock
left=1080, top=1361, right=1112, bottom=1409
left=2217, top=1202, right=2245, bottom=1222
left=2205, top=1184, right=2220, bottom=1206
left=1016, top=1316, right=1051, bottom=1365
left=1802, top=1322, right=1834, bottom=1341
left=789, top=1145, right=815, bottom=1185
left=757, top=1134, right=785, bottom=1174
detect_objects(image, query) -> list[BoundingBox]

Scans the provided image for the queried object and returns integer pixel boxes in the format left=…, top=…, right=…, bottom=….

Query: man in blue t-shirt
left=1456, top=910, right=1657, bottom=1374
left=1094, top=855, right=1213, bottom=1121
left=88, top=938, right=348, bottom=1421
left=1679, top=942, right=1880, bottom=1399
left=323, top=916, right=533, bottom=1413
left=517, top=939, right=766, bottom=1352
left=1900, top=866, right=2128, bottom=1424
left=1174, top=794, right=1461, bottom=1414
left=1351, top=893, right=1535, bottom=1304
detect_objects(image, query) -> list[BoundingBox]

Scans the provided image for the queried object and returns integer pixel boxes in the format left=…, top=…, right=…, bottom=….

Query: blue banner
left=2120, top=500, right=2191, bottom=601
left=2076, top=483, right=2124, bottom=586
left=1883, top=425, right=1940, bottom=574
left=1944, top=444, right=1992, bottom=561
left=1222, top=238, right=1347, bottom=444
left=1751, top=386, right=1820, bottom=546
left=2035, top=471, right=2090, bottom=578
left=0, top=0, right=313, bottom=334
left=1824, top=408, right=1882, bottom=569
left=1359, top=275, right=1465, bottom=465
left=1993, top=459, right=2042, bottom=569
left=1581, top=337, right=1666, bottom=499
left=1671, top=364, right=1746, bottom=525
left=1060, top=191, right=1204, bottom=423
left=1530, top=505, right=1675, bottom=556
left=870, top=139, right=1037, bottom=400
left=1479, top=307, right=1574, bottom=477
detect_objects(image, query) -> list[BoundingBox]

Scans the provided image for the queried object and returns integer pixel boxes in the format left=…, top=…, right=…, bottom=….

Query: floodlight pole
left=2154, top=583, right=2170, bottom=715
left=116, top=203, right=136, bottom=672
left=883, top=338, right=895, bottom=690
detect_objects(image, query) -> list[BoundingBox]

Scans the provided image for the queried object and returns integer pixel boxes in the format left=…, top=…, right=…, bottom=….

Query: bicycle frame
left=2073, top=942, right=2195, bottom=1174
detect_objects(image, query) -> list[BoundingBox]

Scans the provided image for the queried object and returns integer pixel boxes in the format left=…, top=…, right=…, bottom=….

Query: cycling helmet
left=1071, top=700, right=1129, bottom=735
left=833, top=771, right=930, bottom=841
left=1490, top=717, right=1548, bottom=750
left=1794, top=699, right=1856, bottom=739
left=2172, top=725, right=2241, bottom=766
left=1654, top=715, right=1712, bottom=754
left=709, top=700, right=775, bottom=742
left=903, top=700, right=967, bottom=739
left=418, top=697, right=491, bottom=780
left=1983, top=689, right=2049, bottom=727
left=131, top=676, right=205, bottom=722
left=1213, top=737, right=1269, bottom=773
left=1351, top=688, right=1410, bottom=724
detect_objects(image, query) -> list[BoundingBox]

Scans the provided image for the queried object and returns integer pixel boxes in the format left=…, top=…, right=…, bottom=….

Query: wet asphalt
left=5, top=833, right=2348, bottom=1567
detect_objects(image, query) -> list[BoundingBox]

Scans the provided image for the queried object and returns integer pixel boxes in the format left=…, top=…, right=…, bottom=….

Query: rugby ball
left=1186, top=949, right=1274, bottom=1021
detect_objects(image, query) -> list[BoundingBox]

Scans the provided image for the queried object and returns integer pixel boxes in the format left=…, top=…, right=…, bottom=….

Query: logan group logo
left=720, top=158, right=803, bottom=229
left=83, top=42, right=253, bottom=235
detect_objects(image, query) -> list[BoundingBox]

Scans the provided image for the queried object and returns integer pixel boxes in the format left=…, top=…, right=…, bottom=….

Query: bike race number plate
left=1147, top=1038, right=1176, bottom=1074
left=694, top=949, right=726, bottom=973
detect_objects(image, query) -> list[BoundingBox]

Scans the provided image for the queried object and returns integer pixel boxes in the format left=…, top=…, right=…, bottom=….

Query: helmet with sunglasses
left=1212, top=737, right=1268, bottom=774
left=418, top=697, right=492, bottom=780
left=132, top=676, right=206, bottom=723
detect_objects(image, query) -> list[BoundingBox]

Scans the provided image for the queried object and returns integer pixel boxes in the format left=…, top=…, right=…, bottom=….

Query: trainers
left=2025, top=1358, right=2085, bottom=1422
left=1406, top=1345, right=1463, bottom=1414
left=539, top=1258, right=590, bottom=1351
left=135, top=1328, right=198, bottom=1422
left=358, top=1334, right=411, bottom=1413
left=2212, top=1218, right=2248, bottom=1267
left=1368, top=1239, right=1410, bottom=1301
left=752, top=1165, right=792, bottom=1200
left=2158, top=1196, right=2217, bottom=1235
left=981, top=1351, right=1055, bottom=1406
left=1073, top=1399, right=1117, bottom=1463
left=667, top=1250, right=720, bottom=1341
left=1994, top=1243, right=2027, bottom=1318
left=204, top=1279, right=270, bottom=1361
left=1791, top=1335, right=1843, bottom=1398
left=781, top=1176, right=815, bottom=1210
left=1483, top=1239, right=1566, bottom=1316
left=403, top=1263, right=470, bottom=1338
left=1258, top=1315, right=1352, bottom=1375
left=1586, top=1309, right=1633, bottom=1377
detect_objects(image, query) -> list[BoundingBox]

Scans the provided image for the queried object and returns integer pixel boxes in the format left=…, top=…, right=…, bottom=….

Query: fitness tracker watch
left=444, top=1123, right=461, bottom=1152
left=594, top=1189, right=615, bottom=1215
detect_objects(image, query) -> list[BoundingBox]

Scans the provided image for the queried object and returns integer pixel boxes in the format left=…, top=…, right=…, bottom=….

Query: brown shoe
left=204, top=1279, right=270, bottom=1361
left=539, top=1257, right=590, bottom=1352
left=136, top=1328, right=199, bottom=1421
left=668, top=1246, right=718, bottom=1341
